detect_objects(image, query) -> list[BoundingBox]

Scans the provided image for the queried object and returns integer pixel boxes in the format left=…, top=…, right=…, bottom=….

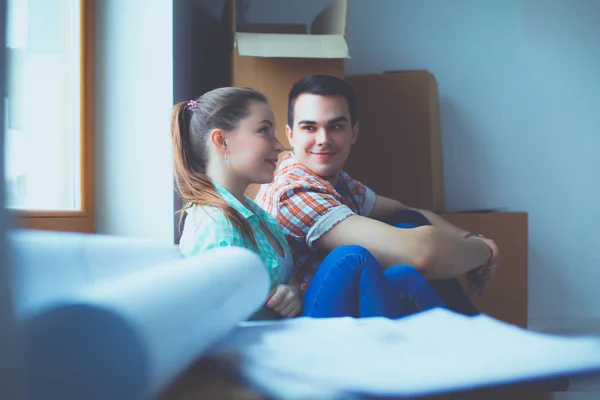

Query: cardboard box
left=228, top=0, right=350, bottom=198
left=439, top=212, right=528, bottom=328
left=228, top=0, right=350, bottom=149
left=345, top=71, right=445, bottom=211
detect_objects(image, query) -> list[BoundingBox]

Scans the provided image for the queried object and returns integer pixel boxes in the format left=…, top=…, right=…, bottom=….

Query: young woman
left=172, top=87, right=446, bottom=320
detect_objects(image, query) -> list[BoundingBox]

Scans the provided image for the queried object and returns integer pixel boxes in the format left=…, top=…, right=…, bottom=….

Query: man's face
left=286, top=94, right=358, bottom=183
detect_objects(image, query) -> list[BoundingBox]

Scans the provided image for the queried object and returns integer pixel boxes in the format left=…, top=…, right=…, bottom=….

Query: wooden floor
left=156, top=317, right=600, bottom=400
left=530, top=317, right=600, bottom=399
left=156, top=356, right=554, bottom=400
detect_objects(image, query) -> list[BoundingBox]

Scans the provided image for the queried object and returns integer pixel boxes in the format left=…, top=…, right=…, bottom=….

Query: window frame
left=14, top=0, right=95, bottom=233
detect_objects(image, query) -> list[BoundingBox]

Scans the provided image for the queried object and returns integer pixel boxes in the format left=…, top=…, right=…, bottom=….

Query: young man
left=255, top=75, right=500, bottom=315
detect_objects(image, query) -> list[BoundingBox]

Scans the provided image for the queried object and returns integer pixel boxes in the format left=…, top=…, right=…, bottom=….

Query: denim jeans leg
left=385, top=210, right=480, bottom=316
left=383, top=265, right=447, bottom=312
left=301, top=246, right=360, bottom=318
left=302, top=245, right=412, bottom=319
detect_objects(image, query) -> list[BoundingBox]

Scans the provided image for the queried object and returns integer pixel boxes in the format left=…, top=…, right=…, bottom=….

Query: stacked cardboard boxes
left=227, top=0, right=349, bottom=198
left=228, top=1, right=528, bottom=328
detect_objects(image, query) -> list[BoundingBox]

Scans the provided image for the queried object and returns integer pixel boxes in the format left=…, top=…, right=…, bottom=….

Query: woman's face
left=225, top=101, right=283, bottom=185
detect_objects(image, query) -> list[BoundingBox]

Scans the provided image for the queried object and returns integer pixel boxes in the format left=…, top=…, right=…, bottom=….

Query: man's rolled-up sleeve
left=277, top=187, right=355, bottom=250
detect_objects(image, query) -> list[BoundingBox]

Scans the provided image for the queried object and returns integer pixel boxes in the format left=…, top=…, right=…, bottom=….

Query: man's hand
left=466, top=237, right=500, bottom=297
left=467, top=266, right=492, bottom=296
left=265, top=284, right=302, bottom=318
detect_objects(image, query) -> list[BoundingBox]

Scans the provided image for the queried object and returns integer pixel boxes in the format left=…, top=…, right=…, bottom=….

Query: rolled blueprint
left=10, top=230, right=270, bottom=400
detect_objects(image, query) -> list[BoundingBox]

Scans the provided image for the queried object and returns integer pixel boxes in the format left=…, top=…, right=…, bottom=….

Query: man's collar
left=281, top=152, right=346, bottom=187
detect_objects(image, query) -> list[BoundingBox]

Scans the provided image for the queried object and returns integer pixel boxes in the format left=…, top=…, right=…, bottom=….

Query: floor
left=528, top=317, right=600, bottom=399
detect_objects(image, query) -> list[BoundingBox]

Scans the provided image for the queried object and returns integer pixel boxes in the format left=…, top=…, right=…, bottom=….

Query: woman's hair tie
left=187, top=99, right=198, bottom=112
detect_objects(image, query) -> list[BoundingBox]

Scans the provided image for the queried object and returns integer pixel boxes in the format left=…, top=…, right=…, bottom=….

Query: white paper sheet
left=210, top=309, right=600, bottom=397
left=11, top=230, right=270, bottom=400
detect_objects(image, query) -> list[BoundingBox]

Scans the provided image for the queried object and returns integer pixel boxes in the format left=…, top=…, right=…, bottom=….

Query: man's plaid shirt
left=255, top=153, right=376, bottom=292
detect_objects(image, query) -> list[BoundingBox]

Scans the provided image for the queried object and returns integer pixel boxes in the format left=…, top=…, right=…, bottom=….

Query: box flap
left=238, top=23, right=307, bottom=34
left=236, top=32, right=349, bottom=59
left=311, top=0, right=347, bottom=35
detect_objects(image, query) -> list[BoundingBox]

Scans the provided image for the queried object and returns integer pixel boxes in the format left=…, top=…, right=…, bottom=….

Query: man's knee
left=314, top=245, right=378, bottom=285
left=384, top=264, right=423, bottom=282
left=327, top=245, right=380, bottom=273
left=387, top=209, right=431, bottom=228
left=329, top=245, right=373, bottom=261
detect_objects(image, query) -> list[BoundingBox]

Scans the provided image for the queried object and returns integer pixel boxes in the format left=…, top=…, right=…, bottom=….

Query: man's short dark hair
left=287, top=75, right=357, bottom=128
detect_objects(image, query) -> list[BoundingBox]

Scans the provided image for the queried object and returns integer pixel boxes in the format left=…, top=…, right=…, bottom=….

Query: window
left=5, top=0, right=94, bottom=232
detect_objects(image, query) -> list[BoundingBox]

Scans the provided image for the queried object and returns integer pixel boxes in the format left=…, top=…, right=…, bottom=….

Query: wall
left=172, top=0, right=232, bottom=243
left=234, top=0, right=600, bottom=322
left=344, top=0, right=600, bottom=322
left=94, top=0, right=174, bottom=242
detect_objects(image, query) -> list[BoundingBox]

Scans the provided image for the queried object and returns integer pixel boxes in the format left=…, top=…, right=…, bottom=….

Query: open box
left=227, top=0, right=350, bottom=149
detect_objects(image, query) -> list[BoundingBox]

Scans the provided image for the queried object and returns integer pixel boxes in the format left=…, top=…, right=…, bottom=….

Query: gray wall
left=172, top=0, right=232, bottom=243
left=94, top=0, right=174, bottom=242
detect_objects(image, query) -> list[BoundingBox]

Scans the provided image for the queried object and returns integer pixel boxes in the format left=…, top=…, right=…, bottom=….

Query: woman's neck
left=206, top=165, right=248, bottom=204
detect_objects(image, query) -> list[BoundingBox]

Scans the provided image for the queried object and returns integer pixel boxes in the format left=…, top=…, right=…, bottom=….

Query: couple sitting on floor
left=173, top=74, right=499, bottom=320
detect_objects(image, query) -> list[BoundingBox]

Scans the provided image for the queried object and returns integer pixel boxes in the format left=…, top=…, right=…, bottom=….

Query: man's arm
left=315, top=215, right=491, bottom=280
left=369, top=194, right=469, bottom=237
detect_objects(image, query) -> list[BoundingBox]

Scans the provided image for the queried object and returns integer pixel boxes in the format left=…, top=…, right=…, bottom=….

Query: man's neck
left=288, top=152, right=341, bottom=186
left=322, top=173, right=341, bottom=187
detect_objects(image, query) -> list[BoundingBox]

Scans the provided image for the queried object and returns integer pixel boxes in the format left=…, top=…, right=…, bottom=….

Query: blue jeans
left=302, top=245, right=446, bottom=318
left=387, top=209, right=480, bottom=316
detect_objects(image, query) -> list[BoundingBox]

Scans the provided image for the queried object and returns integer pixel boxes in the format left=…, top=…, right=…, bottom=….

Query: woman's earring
left=223, top=141, right=228, bottom=164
